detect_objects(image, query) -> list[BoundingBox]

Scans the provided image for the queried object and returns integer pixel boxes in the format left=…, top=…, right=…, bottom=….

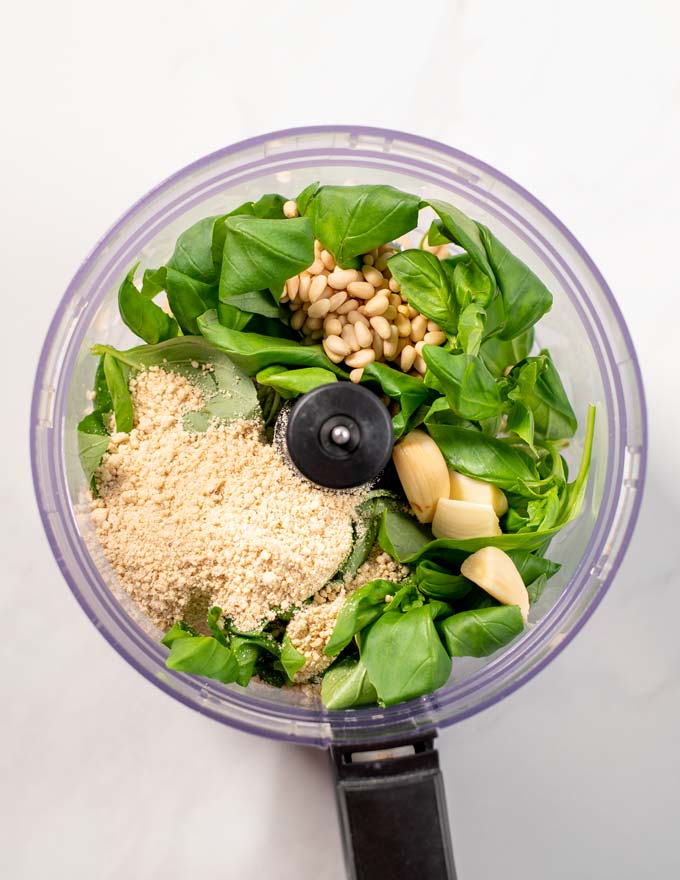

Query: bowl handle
left=330, top=734, right=456, bottom=879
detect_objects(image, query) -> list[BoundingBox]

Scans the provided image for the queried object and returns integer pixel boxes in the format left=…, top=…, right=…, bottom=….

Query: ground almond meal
left=91, top=367, right=366, bottom=632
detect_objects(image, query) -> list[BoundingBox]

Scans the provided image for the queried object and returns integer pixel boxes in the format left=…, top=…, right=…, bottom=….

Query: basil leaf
left=94, top=356, right=113, bottom=413
left=295, top=181, right=320, bottom=215
left=217, top=301, right=253, bottom=332
left=361, top=361, right=432, bottom=439
left=220, top=290, right=281, bottom=318
left=362, top=606, right=451, bottom=706
left=415, top=560, right=473, bottom=601
left=250, top=193, right=287, bottom=219
left=427, top=423, right=540, bottom=492
left=387, top=249, right=458, bottom=334
left=508, top=351, right=577, bottom=439
left=480, top=329, right=534, bottom=377
left=438, top=605, right=524, bottom=658
left=219, top=216, right=314, bottom=299
left=279, top=633, right=306, bottom=681
left=427, top=198, right=496, bottom=288
left=378, top=508, right=432, bottom=561
left=102, top=354, right=133, bottom=433
left=197, top=309, right=344, bottom=375
left=335, top=493, right=396, bottom=580
left=161, top=621, right=200, bottom=647
left=230, top=638, right=261, bottom=687
left=118, top=267, right=179, bottom=345
left=165, top=267, right=219, bottom=336
left=91, top=337, right=259, bottom=429
left=167, top=216, right=226, bottom=284
left=526, top=574, right=548, bottom=604
left=321, top=658, right=378, bottom=710
left=477, top=225, right=553, bottom=340
left=506, top=400, right=536, bottom=450
left=325, top=579, right=397, bottom=657
left=457, top=303, right=486, bottom=356
left=256, top=365, right=337, bottom=398
left=426, top=219, right=452, bottom=247
left=141, top=267, right=168, bottom=299
left=77, top=410, right=110, bottom=482
left=452, top=258, right=495, bottom=308
left=305, top=184, right=420, bottom=268
left=383, top=584, right=424, bottom=615
left=206, top=606, right=228, bottom=646
left=165, top=636, right=240, bottom=684
left=423, top=396, right=469, bottom=427
left=422, top=346, right=502, bottom=421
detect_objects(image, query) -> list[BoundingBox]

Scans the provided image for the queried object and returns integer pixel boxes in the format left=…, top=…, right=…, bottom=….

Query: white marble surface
left=2, top=1, right=679, bottom=877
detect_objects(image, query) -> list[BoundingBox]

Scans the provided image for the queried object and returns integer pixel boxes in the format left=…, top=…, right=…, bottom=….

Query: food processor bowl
left=31, top=126, right=646, bottom=751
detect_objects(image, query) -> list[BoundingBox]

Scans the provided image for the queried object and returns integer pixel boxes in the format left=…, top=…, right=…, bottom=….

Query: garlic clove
left=431, top=498, right=501, bottom=540
left=460, top=546, right=530, bottom=622
left=392, top=430, right=450, bottom=523
left=448, top=469, right=508, bottom=517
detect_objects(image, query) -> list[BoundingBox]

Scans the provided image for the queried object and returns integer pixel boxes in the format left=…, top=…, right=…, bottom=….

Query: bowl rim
left=31, top=125, right=647, bottom=745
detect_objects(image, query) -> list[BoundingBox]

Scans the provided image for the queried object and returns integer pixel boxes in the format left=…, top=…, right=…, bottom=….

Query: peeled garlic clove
left=431, top=498, right=501, bottom=540
left=461, top=546, right=530, bottom=622
left=392, top=430, right=450, bottom=523
left=448, top=469, right=508, bottom=517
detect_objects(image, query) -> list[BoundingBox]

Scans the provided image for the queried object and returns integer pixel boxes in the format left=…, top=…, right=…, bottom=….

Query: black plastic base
left=330, top=735, right=456, bottom=880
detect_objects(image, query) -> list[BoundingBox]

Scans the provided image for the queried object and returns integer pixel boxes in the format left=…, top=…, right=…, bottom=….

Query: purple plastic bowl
left=31, top=126, right=646, bottom=747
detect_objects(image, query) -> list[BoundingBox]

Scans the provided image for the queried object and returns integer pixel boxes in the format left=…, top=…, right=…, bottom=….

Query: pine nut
left=427, top=320, right=441, bottom=333
left=363, top=255, right=375, bottom=266
left=388, top=293, right=400, bottom=307
left=396, top=337, right=408, bottom=355
left=325, top=349, right=345, bottom=364
left=304, top=316, right=323, bottom=332
left=372, top=332, right=384, bottom=359
left=407, top=305, right=418, bottom=319
left=324, top=316, right=343, bottom=336
left=383, top=305, right=398, bottom=321
left=328, top=291, right=348, bottom=312
left=310, top=329, right=324, bottom=341
left=307, top=298, right=331, bottom=319
left=414, top=355, right=427, bottom=375
left=347, top=281, right=375, bottom=300
left=299, top=273, right=311, bottom=301
left=341, top=324, right=360, bottom=352
left=291, top=309, right=307, bottom=331
left=400, top=344, right=417, bottom=372
left=328, top=268, right=361, bottom=289
left=324, top=335, right=351, bottom=357
left=374, top=253, right=390, bottom=271
left=345, top=348, right=376, bottom=369
left=349, top=368, right=364, bottom=383
left=383, top=325, right=400, bottom=359
left=415, top=340, right=426, bottom=355
left=411, top=314, right=428, bottom=341
left=280, top=291, right=289, bottom=303
left=396, top=314, right=412, bottom=337
left=364, top=293, right=390, bottom=317
left=309, top=274, right=329, bottom=303
left=314, top=239, right=322, bottom=257
left=337, top=298, right=360, bottom=315
left=369, top=316, right=391, bottom=340
left=362, top=266, right=383, bottom=287
left=389, top=277, right=401, bottom=292
left=308, top=257, right=325, bottom=275
left=283, top=200, right=299, bottom=218
left=424, top=330, right=446, bottom=345
left=348, top=310, right=370, bottom=327
left=286, top=275, right=300, bottom=300
left=338, top=314, right=348, bottom=326
left=354, top=322, right=373, bottom=348
left=289, top=299, right=303, bottom=312
left=319, top=249, right=334, bottom=270
left=397, top=304, right=410, bottom=317
left=379, top=244, right=394, bottom=254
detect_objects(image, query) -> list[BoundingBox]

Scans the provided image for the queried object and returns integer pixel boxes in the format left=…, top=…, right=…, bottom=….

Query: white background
left=2, top=1, right=679, bottom=877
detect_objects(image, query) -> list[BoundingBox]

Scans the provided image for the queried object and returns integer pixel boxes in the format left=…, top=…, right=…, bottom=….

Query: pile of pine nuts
left=281, top=200, right=446, bottom=383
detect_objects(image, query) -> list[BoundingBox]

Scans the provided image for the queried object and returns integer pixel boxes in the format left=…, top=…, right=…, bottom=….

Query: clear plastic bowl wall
left=31, top=127, right=646, bottom=747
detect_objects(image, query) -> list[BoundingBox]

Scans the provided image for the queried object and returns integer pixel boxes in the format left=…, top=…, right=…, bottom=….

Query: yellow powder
left=90, top=367, right=365, bottom=631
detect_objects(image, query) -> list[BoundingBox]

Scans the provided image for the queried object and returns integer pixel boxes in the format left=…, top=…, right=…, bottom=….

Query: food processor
left=31, top=126, right=646, bottom=879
